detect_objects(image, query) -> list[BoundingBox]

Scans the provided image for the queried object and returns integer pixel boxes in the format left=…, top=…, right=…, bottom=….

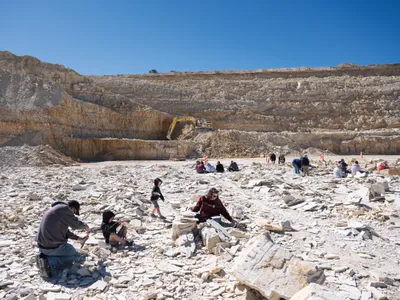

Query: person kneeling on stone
left=333, top=163, right=344, bottom=178
left=35, top=200, right=89, bottom=278
left=216, top=161, right=225, bottom=173
left=192, top=188, right=237, bottom=226
left=228, top=161, right=239, bottom=172
left=351, top=161, right=366, bottom=175
left=101, top=210, right=133, bottom=247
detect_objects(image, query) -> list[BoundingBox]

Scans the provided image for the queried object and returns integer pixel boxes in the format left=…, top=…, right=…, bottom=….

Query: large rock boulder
left=231, top=233, right=325, bottom=300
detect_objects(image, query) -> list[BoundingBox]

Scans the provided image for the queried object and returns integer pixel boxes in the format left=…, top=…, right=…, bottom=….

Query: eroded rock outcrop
left=0, top=52, right=173, bottom=159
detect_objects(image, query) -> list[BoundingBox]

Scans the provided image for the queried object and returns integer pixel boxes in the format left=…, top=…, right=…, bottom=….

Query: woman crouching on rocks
left=192, top=188, right=237, bottom=227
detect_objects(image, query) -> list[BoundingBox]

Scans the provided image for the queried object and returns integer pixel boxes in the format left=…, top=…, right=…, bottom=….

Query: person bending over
left=192, top=188, right=236, bottom=226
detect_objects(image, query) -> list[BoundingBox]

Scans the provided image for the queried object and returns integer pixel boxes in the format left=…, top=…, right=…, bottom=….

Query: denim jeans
left=292, top=163, right=300, bottom=174
left=39, top=243, right=80, bottom=270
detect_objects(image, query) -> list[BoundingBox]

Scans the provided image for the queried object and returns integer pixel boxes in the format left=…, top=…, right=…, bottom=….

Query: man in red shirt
left=192, top=188, right=236, bottom=226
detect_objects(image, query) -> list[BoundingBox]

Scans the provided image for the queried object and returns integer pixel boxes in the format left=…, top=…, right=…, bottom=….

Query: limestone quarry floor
left=0, top=155, right=399, bottom=300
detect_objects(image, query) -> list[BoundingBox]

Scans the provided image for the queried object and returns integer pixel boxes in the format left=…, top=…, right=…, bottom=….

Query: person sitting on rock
left=205, top=162, right=216, bottom=173
left=35, top=200, right=89, bottom=278
left=278, top=154, right=286, bottom=164
left=101, top=210, right=133, bottom=247
left=300, top=154, right=310, bottom=176
left=196, top=160, right=206, bottom=173
left=269, top=153, right=276, bottom=164
left=351, top=161, right=366, bottom=175
left=333, top=163, right=344, bottom=178
left=192, top=188, right=237, bottom=226
left=292, top=158, right=302, bottom=174
left=377, top=161, right=389, bottom=172
left=339, top=159, right=350, bottom=175
left=216, top=161, right=225, bottom=173
left=228, top=161, right=239, bottom=172
left=150, top=178, right=166, bottom=219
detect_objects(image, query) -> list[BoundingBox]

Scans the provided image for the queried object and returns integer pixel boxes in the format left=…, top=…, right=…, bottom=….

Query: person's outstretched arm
left=192, top=197, right=203, bottom=212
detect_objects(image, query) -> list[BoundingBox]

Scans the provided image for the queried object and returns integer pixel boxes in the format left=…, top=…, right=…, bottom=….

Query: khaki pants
left=302, top=166, right=310, bottom=176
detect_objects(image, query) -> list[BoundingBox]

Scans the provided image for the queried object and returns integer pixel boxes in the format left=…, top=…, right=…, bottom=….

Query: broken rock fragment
left=283, top=195, right=305, bottom=207
left=200, top=227, right=222, bottom=250
left=171, top=218, right=197, bottom=241
left=232, top=233, right=325, bottom=299
left=289, top=283, right=345, bottom=300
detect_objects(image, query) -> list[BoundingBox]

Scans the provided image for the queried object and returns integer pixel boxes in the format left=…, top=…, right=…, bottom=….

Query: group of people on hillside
left=196, top=159, right=239, bottom=173
left=291, top=154, right=311, bottom=176
left=35, top=176, right=236, bottom=279
left=267, top=153, right=286, bottom=164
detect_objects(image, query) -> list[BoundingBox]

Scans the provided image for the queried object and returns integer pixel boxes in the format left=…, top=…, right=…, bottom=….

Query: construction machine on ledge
left=166, top=116, right=212, bottom=140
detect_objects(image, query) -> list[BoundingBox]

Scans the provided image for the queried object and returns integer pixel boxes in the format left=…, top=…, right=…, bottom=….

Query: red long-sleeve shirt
left=192, top=195, right=233, bottom=222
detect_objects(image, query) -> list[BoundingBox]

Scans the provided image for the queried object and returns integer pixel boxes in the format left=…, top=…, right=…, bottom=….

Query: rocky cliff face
left=92, top=65, right=400, bottom=131
left=0, top=52, right=172, bottom=155
left=1, top=51, right=399, bottom=158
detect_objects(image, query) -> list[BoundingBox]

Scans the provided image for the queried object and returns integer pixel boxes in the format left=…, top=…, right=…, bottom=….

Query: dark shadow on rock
left=41, top=254, right=110, bottom=289
left=46, top=263, right=110, bottom=290
left=130, top=244, right=146, bottom=252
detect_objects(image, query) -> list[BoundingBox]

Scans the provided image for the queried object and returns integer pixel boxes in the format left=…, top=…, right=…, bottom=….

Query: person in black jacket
left=300, top=154, right=310, bottom=176
left=339, top=159, right=350, bottom=175
left=269, top=153, right=276, bottom=164
left=278, top=154, right=286, bottom=164
left=150, top=178, right=166, bottom=219
left=228, top=161, right=239, bottom=172
left=101, top=210, right=132, bottom=247
left=216, top=161, right=225, bottom=173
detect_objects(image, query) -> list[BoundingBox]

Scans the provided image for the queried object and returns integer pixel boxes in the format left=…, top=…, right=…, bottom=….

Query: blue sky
left=1, top=0, right=399, bottom=75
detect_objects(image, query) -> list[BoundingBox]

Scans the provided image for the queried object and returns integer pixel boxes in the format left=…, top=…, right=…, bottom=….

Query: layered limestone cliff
left=0, top=52, right=172, bottom=157
left=60, top=138, right=194, bottom=161
left=92, top=65, right=400, bottom=131
left=1, top=51, right=399, bottom=158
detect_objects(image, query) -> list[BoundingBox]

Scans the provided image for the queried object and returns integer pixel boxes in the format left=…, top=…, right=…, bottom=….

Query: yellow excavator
left=166, top=116, right=212, bottom=140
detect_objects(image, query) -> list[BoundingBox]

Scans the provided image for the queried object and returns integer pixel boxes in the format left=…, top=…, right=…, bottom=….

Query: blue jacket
left=292, top=159, right=301, bottom=168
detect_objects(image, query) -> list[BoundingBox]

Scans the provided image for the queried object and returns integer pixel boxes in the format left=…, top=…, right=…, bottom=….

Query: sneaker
left=160, top=215, right=166, bottom=220
left=125, top=240, right=133, bottom=247
left=37, top=253, right=51, bottom=278
left=150, top=214, right=157, bottom=218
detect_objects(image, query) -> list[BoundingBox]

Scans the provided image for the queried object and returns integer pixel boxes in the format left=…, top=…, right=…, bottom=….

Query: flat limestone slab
left=231, top=233, right=325, bottom=300
left=290, top=283, right=346, bottom=300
